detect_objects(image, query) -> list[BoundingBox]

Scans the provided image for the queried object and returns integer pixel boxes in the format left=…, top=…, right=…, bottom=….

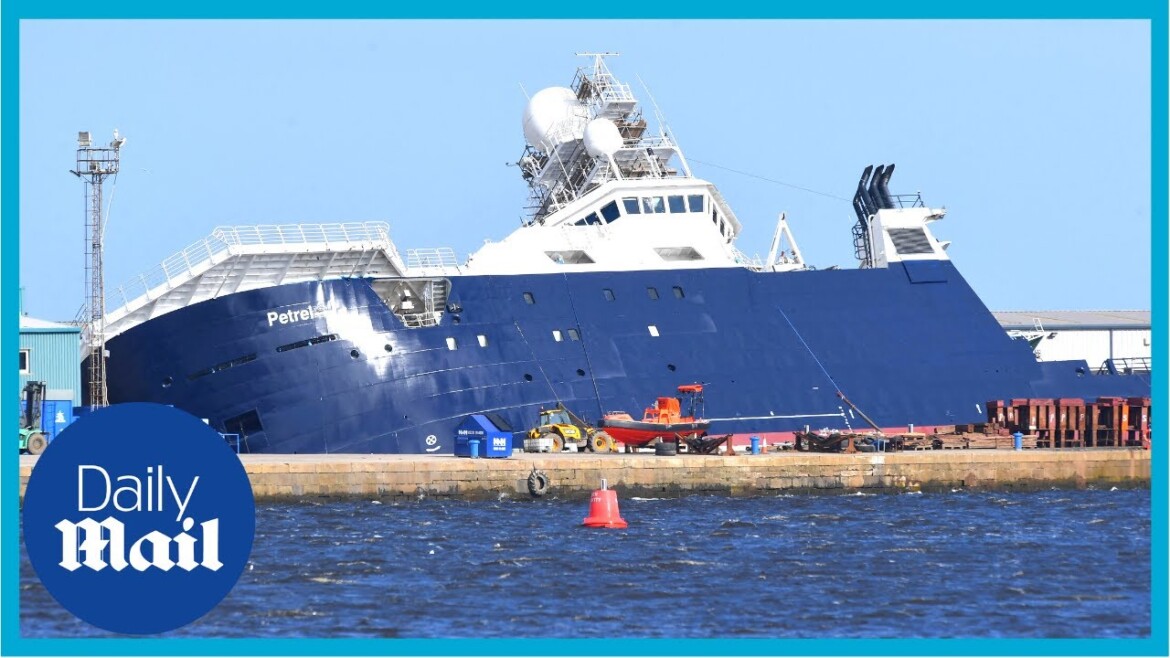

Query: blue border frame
left=3, top=2, right=1166, bottom=656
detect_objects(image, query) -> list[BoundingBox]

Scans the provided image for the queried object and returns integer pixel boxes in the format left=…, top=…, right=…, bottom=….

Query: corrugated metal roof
left=19, top=315, right=81, bottom=333
left=992, top=310, right=1150, bottom=330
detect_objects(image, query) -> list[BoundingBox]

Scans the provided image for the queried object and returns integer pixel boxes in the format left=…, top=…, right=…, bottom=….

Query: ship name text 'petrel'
left=266, top=303, right=333, bottom=327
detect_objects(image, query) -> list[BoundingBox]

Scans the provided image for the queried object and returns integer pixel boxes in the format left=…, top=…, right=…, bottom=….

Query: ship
left=92, top=55, right=1150, bottom=454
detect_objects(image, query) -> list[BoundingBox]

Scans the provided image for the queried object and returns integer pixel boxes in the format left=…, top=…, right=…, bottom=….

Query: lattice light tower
left=71, top=130, right=124, bottom=409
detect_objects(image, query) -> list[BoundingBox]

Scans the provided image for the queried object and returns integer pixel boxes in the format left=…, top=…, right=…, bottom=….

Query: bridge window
left=647, top=287, right=659, bottom=300
left=622, top=197, right=641, bottom=214
left=523, top=292, right=535, bottom=304
left=600, top=201, right=621, bottom=223
left=668, top=195, right=686, bottom=213
left=602, top=288, right=615, bottom=301
left=643, top=196, right=666, bottom=213
left=687, top=195, right=704, bottom=212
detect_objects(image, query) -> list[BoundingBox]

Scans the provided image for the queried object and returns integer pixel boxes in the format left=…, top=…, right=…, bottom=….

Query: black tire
left=27, top=433, right=48, bottom=456
left=654, top=441, right=677, bottom=456
left=526, top=470, right=551, bottom=497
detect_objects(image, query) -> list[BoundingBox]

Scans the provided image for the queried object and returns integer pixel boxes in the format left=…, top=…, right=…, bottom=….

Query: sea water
left=21, top=488, right=1150, bottom=638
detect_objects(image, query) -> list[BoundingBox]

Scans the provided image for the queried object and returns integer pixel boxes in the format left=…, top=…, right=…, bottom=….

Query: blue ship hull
left=103, top=262, right=1150, bottom=453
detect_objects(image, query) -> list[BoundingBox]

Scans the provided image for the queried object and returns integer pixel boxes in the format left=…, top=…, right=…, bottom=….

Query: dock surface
left=18, top=448, right=1150, bottom=502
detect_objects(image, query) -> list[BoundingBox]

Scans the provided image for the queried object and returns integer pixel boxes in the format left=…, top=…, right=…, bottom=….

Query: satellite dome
left=522, top=87, right=587, bottom=151
left=583, top=118, right=623, bottom=158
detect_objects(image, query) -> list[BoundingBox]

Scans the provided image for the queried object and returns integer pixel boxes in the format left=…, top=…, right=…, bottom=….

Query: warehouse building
left=992, top=310, right=1151, bottom=374
left=19, top=314, right=82, bottom=406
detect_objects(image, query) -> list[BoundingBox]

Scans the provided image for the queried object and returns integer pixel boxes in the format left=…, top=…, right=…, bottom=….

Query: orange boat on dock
left=599, top=384, right=711, bottom=449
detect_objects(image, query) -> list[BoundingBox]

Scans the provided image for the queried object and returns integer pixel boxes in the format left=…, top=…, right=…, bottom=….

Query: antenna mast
left=71, top=129, right=124, bottom=409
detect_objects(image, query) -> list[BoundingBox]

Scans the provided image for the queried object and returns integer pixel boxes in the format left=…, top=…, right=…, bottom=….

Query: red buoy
left=583, top=479, right=628, bottom=528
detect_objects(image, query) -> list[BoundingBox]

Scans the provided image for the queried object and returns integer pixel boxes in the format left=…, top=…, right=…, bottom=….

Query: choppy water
left=21, top=488, right=1150, bottom=639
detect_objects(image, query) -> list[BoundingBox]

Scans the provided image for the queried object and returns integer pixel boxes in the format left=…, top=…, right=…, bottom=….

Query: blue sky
left=18, top=20, right=1151, bottom=321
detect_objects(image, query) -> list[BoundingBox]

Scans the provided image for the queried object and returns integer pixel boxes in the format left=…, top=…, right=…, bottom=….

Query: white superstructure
left=465, top=53, right=800, bottom=275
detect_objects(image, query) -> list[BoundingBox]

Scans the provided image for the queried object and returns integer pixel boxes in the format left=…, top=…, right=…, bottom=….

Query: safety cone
left=583, top=478, right=627, bottom=528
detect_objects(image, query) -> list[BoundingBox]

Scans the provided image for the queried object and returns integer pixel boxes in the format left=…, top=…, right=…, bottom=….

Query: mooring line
left=775, top=305, right=843, bottom=393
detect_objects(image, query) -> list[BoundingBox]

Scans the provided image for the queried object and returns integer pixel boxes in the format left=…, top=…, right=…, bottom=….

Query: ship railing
left=107, top=233, right=234, bottom=311
left=572, top=66, right=635, bottom=105
left=212, top=222, right=393, bottom=249
left=1097, top=357, right=1152, bottom=376
left=891, top=193, right=925, bottom=209
left=106, top=221, right=403, bottom=314
left=730, top=247, right=765, bottom=270
left=405, top=247, right=461, bottom=275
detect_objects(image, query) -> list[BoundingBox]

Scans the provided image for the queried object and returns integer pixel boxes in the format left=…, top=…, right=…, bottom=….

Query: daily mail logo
left=56, top=465, right=221, bottom=573
left=22, top=403, right=256, bottom=635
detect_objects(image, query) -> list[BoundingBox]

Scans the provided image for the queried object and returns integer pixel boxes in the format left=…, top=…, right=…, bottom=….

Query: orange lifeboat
left=599, top=384, right=710, bottom=448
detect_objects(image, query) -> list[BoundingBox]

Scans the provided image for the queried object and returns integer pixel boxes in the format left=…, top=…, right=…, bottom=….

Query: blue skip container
left=454, top=414, right=513, bottom=458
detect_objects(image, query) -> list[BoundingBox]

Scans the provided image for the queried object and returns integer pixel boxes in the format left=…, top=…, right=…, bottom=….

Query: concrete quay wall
left=19, top=449, right=1150, bottom=502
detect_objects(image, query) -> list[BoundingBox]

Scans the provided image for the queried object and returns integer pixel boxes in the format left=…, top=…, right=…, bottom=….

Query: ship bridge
left=98, top=222, right=436, bottom=341
left=484, top=53, right=809, bottom=276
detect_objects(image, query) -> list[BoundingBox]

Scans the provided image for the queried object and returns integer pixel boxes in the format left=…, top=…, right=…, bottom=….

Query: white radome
left=583, top=118, right=623, bottom=157
left=522, top=87, right=587, bottom=151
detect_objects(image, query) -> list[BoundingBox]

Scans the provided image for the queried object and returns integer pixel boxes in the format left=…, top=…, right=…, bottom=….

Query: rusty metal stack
left=984, top=397, right=1152, bottom=449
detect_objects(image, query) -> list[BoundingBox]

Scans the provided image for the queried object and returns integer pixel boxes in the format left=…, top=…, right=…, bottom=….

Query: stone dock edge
left=18, top=449, right=1151, bottom=502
